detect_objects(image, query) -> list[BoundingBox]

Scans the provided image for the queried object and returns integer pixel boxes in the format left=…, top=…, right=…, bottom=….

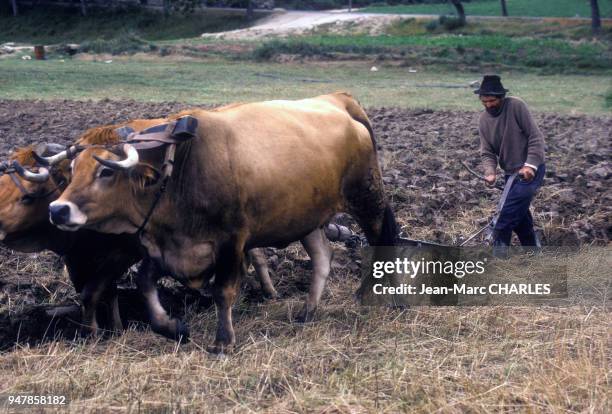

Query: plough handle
left=460, top=161, right=503, bottom=191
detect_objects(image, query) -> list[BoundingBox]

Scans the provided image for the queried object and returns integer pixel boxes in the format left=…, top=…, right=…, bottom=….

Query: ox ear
left=128, top=163, right=161, bottom=190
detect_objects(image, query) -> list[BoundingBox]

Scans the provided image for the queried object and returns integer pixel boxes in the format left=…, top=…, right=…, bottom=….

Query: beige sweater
left=478, top=96, right=545, bottom=175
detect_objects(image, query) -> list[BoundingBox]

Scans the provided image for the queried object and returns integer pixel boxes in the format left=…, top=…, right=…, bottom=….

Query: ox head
left=49, top=143, right=161, bottom=234
left=0, top=144, right=68, bottom=242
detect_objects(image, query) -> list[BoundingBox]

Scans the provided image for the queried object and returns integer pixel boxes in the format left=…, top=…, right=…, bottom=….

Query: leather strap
left=122, top=116, right=198, bottom=151
left=136, top=143, right=176, bottom=236
left=7, top=171, right=64, bottom=200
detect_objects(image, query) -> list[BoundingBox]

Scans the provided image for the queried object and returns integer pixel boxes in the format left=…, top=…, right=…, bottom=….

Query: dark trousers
left=494, top=164, right=545, bottom=246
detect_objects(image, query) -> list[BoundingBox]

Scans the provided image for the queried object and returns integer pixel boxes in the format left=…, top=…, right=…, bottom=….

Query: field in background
left=0, top=58, right=610, bottom=114
left=1, top=7, right=610, bottom=73
left=250, top=31, right=611, bottom=73
left=364, top=0, right=612, bottom=18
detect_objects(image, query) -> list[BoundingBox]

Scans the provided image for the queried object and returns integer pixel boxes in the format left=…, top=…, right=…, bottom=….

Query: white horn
left=32, top=146, right=74, bottom=166
left=12, top=161, right=50, bottom=183
left=94, top=144, right=139, bottom=170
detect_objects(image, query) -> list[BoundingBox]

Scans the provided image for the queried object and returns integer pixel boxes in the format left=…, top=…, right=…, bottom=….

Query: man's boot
left=516, top=227, right=542, bottom=254
left=492, top=229, right=511, bottom=259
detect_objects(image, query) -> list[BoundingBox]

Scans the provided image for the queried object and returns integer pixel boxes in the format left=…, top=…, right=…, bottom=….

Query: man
left=475, top=75, right=545, bottom=254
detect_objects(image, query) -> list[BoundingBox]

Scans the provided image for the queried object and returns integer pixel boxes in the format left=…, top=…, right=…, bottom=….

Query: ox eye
left=97, top=167, right=115, bottom=179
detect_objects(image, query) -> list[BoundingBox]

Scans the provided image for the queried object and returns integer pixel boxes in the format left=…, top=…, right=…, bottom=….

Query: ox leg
left=108, top=285, right=124, bottom=332
left=66, top=261, right=123, bottom=336
left=84, top=278, right=124, bottom=335
left=136, top=258, right=189, bottom=343
left=80, top=282, right=104, bottom=336
left=207, top=246, right=244, bottom=354
left=296, top=228, right=333, bottom=323
left=248, top=248, right=278, bottom=299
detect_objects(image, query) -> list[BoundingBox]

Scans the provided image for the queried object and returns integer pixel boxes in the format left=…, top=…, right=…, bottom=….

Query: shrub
left=79, top=32, right=155, bottom=55
left=252, top=39, right=386, bottom=60
left=425, top=20, right=439, bottom=32
left=426, top=15, right=465, bottom=32
left=439, top=15, right=465, bottom=30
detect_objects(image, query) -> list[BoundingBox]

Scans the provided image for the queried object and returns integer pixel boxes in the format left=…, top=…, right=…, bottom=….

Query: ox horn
left=32, top=145, right=75, bottom=166
left=93, top=144, right=139, bottom=170
left=12, top=160, right=50, bottom=183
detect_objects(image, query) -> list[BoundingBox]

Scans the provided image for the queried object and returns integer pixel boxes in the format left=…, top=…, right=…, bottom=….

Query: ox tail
left=380, top=204, right=400, bottom=246
left=350, top=110, right=377, bottom=154
left=331, top=91, right=378, bottom=153
left=334, top=92, right=398, bottom=245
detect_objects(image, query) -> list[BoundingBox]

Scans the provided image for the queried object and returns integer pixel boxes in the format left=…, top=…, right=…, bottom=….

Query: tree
left=10, top=0, right=19, bottom=16
left=590, top=0, right=601, bottom=35
left=500, top=0, right=508, bottom=17
left=449, top=0, right=465, bottom=25
left=246, top=0, right=254, bottom=21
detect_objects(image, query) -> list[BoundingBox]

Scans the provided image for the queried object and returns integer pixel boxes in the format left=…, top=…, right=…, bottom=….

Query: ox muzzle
left=48, top=200, right=87, bottom=230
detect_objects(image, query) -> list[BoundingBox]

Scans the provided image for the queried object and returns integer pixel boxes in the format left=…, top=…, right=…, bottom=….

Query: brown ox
left=0, top=145, right=141, bottom=335
left=0, top=128, right=285, bottom=336
left=7, top=129, right=338, bottom=327
left=49, top=92, right=399, bottom=353
left=7, top=125, right=345, bottom=339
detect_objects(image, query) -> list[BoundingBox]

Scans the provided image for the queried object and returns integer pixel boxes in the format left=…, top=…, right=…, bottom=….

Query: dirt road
left=202, top=10, right=402, bottom=39
left=204, top=9, right=609, bottom=39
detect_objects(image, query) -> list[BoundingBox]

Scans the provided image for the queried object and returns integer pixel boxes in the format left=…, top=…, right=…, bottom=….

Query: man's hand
left=518, top=166, right=535, bottom=182
left=484, top=174, right=496, bottom=187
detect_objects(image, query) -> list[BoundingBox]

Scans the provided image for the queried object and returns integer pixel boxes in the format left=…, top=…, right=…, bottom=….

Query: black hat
left=473, top=75, right=508, bottom=96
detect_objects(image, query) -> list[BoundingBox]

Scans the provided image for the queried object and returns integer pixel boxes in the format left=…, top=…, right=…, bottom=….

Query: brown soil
left=0, top=99, right=610, bottom=348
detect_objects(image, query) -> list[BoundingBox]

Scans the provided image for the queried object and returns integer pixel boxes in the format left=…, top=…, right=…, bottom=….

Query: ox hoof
left=174, top=320, right=191, bottom=344
left=264, top=289, right=279, bottom=300
left=295, top=306, right=316, bottom=323
left=79, top=325, right=99, bottom=339
left=153, top=319, right=190, bottom=343
left=206, top=342, right=234, bottom=355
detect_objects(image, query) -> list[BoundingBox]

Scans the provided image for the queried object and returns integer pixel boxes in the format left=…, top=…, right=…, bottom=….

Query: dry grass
left=0, top=247, right=609, bottom=413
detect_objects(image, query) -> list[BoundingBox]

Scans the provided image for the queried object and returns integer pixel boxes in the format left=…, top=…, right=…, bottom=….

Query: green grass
left=0, top=57, right=609, bottom=115
left=363, top=0, right=612, bottom=18
left=0, top=6, right=257, bottom=44
left=252, top=33, right=611, bottom=73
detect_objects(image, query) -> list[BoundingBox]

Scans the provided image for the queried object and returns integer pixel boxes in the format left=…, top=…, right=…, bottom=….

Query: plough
left=396, top=161, right=518, bottom=248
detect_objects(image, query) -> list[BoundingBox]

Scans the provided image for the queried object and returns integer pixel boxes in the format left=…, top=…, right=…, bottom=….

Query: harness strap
left=125, top=116, right=198, bottom=151
left=8, top=172, right=29, bottom=195
left=8, top=171, right=64, bottom=200
left=136, top=143, right=176, bottom=236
